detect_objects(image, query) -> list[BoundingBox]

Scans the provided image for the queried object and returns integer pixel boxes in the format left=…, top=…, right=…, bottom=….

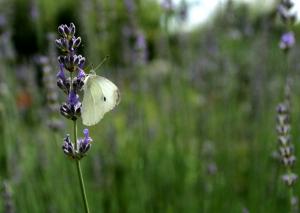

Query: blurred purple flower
left=0, top=15, right=7, bottom=29
left=124, top=0, right=136, bottom=13
left=161, top=0, right=174, bottom=11
left=134, top=31, right=148, bottom=64
left=179, top=1, right=188, bottom=21
left=279, top=32, right=295, bottom=50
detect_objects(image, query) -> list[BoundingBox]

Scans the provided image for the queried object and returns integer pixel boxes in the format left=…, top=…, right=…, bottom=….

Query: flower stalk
left=275, top=1, right=298, bottom=212
left=74, top=120, right=90, bottom=213
left=56, top=23, right=92, bottom=213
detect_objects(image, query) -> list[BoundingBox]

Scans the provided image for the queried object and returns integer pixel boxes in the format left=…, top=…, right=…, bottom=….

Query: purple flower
left=68, top=90, right=80, bottom=106
left=282, top=173, right=298, bottom=186
left=83, top=129, right=92, bottom=144
left=78, top=129, right=92, bottom=156
left=161, top=0, right=174, bottom=11
left=134, top=31, right=148, bottom=64
left=124, top=0, right=136, bottom=13
left=62, top=134, right=74, bottom=156
left=279, top=32, right=295, bottom=50
left=77, top=68, right=86, bottom=80
left=57, top=64, right=66, bottom=80
left=136, top=32, right=146, bottom=50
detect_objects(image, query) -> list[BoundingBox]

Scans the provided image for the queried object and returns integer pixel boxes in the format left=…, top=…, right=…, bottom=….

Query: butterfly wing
left=82, top=75, right=105, bottom=126
left=95, top=76, right=120, bottom=113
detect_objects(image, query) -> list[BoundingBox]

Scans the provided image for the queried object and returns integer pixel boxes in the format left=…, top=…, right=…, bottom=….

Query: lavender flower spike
left=57, top=23, right=90, bottom=213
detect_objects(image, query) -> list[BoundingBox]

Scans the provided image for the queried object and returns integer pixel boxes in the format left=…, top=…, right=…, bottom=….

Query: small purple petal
left=83, top=128, right=89, bottom=137
left=77, top=68, right=86, bottom=80
left=280, top=32, right=295, bottom=50
left=83, top=128, right=93, bottom=144
left=68, top=90, right=79, bottom=106
left=79, top=57, right=86, bottom=68
left=57, top=64, right=66, bottom=80
left=161, top=0, right=174, bottom=11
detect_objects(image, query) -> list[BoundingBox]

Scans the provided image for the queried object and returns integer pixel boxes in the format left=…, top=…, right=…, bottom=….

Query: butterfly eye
left=103, top=97, right=106, bottom=102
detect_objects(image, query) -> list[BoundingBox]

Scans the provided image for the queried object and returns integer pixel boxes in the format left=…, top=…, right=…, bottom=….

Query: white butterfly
left=81, top=70, right=120, bottom=126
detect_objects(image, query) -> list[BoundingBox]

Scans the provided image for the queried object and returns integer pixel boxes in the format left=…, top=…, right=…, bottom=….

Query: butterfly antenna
left=95, top=55, right=109, bottom=71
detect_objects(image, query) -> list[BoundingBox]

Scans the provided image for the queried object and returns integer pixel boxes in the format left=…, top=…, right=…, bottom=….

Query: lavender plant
left=275, top=0, right=298, bottom=212
left=38, top=56, right=64, bottom=132
left=276, top=88, right=298, bottom=212
left=55, top=23, right=90, bottom=213
left=2, top=181, right=14, bottom=213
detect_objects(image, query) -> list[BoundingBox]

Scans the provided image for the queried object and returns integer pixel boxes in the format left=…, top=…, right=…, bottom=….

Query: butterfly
left=81, top=70, right=120, bottom=126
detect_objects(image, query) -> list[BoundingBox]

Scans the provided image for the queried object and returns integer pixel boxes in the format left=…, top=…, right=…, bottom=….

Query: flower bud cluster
left=277, top=0, right=296, bottom=24
left=56, top=23, right=93, bottom=158
left=277, top=0, right=296, bottom=52
left=62, top=129, right=93, bottom=160
left=56, top=23, right=86, bottom=121
left=202, top=141, right=218, bottom=176
left=276, top=102, right=297, bottom=186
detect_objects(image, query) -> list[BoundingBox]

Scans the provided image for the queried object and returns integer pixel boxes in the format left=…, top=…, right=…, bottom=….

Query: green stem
left=289, top=186, right=294, bottom=213
left=73, top=120, right=90, bottom=213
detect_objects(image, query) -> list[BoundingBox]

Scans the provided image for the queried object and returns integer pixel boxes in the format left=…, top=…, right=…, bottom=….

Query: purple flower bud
left=70, top=54, right=75, bottom=63
left=277, top=103, right=289, bottom=114
left=179, top=1, right=188, bottom=21
left=62, top=134, right=74, bottom=156
left=279, top=32, right=295, bottom=51
left=282, top=173, right=298, bottom=186
left=57, top=64, right=66, bottom=80
left=161, top=0, right=174, bottom=11
left=69, top=38, right=74, bottom=48
left=79, top=57, right=86, bottom=68
left=60, top=103, right=73, bottom=119
left=73, top=55, right=80, bottom=65
left=279, top=146, right=294, bottom=157
left=77, top=128, right=93, bottom=157
left=70, top=23, right=76, bottom=36
left=73, top=37, right=81, bottom=48
left=60, top=98, right=81, bottom=120
left=77, top=68, right=85, bottom=80
left=55, top=39, right=62, bottom=48
left=278, top=135, right=290, bottom=146
left=57, top=77, right=70, bottom=94
left=277, top=4, right=290, bottom=20
left=136, top=32, right=146, bottom=50
left=282, top=0, right=294, bottom=9
left=134, top=32, right=148, bottom=64
left=63, top=25, right=70, bottom=35
left=83, top=128, right=92, bottom=143
left=68, top=90, right=80, bottom=106
left=58, top=25, right=65, bottom=36
left=72, top=72, right=85, bottom=93
left=58, top=56, right=64, bottom=64
left=70, top=68, right=85, bottom=93
left=124, top=0, right=136, bottom=13
left=281, top=155, right=296, bottom=167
